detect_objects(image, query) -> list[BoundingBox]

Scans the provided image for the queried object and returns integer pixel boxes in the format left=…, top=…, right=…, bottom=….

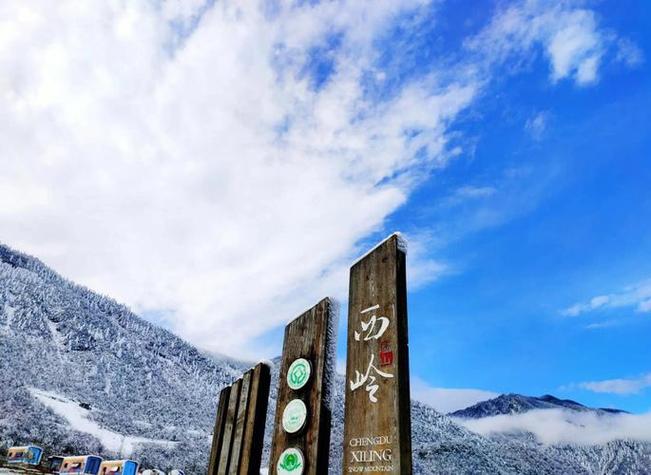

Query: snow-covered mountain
left=450, top=393, right=629, bottom=419
left=0, top=244, right=245, bottom=472
left=2, top=243, right=650, bottom=474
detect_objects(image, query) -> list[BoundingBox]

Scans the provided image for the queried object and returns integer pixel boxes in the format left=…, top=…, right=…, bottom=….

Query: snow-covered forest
left=2, top=243, right=651, bottom=474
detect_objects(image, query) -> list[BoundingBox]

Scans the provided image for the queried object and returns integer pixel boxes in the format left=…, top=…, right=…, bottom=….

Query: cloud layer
left=411, top=377, right=498, bottom=413
left=562, top=279, right=651, bottom=317
left=0, top=0, right=638, bottom=358
left=0, top=0, right=475, bottom=357
left=466, top=0, right=640, bottom=86
left=575, top=373, right=651, bottom=396
left=455, top=409, right=651, bottom=446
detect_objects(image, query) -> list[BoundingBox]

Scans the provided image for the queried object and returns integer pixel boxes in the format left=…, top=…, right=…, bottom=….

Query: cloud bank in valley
left=455, top=409, right=651, bottom=446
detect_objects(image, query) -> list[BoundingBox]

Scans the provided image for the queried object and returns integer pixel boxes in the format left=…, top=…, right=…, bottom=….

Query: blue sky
left=1, top=0, right=649, bottom=414
left=352, top=0, right=651, bottom=412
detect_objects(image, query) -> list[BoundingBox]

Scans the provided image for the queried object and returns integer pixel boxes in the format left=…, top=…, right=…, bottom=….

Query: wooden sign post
left=269, top=298, right=338, bottom=475
left=207, top=362, right=271, bottom=475
left=343, top=234, right=412, bottom=474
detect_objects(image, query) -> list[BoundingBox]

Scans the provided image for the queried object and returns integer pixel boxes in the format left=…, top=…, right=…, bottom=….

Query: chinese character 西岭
left=354, top=304, right=390, bottom=342
left=349, top=354, right=394, bottom=403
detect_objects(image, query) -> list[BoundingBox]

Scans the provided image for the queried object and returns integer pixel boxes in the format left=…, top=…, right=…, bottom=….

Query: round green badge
left=287, top=358, right=311, bottom=390
left=282, top=399, right=307, bottom=434
left=277, top=447, right=304, bottom=475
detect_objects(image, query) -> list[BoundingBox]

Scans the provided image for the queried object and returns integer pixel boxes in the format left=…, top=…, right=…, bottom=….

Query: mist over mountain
left=1, top=243, right=650, bottom=474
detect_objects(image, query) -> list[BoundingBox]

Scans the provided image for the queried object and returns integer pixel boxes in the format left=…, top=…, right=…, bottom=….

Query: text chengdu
left=347, top=435, right=393, bottom=472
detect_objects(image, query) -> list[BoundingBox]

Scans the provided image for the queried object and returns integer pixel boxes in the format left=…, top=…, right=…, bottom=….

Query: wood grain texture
left=239, top=363, right=271, bottom=475
left=207, top=364, right=271, bottom=475
left=269, top=298, right=336, bottom=475
left=218, top=378, right=241, bottom=475
left=208, top=386, right=231, bottom=475
left=342, top=235, right=412, bottom=474
left=229, top=371, right=251, bottom=473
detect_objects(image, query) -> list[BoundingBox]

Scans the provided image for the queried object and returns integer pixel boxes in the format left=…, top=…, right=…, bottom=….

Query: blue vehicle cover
left=99, top=459, right=139, bottom=475
left=59, top=455, right=103, bottom=474
left=6, top=446, right=43, bottom=465
left=122, top=460, right=139, bottom=475
left=86, top=456, right=103, bottom=474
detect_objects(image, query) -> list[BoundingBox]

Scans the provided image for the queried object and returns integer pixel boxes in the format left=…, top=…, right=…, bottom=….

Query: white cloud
left=585, top=320, right=620, bottom=330
left=454, top=185, right=497, bottom=200
left=561, top=279, right=651, bottom=317
left=0, top=0, right=637, bottom=360
left=562, top=295, right=610, bottom=317
left=336, top=357, right=347, bottom=375
left=639, top=299, right=651, bottom=313
left=402, top=232, right=449, bottom=289
left=616, top=38, right=645, bottom=67
left=546, top=10, right=601, bottom=84
left=524, top=111, right=549, bottom=140
left=411, top=377, right=497, bottom=413
left=455, top=409, right=651, bottom=445
left=466, top=0, right=635, bottom=86
left=0, top=0, right=476, bottom=358
left=576, top=373, right=651, bottom=396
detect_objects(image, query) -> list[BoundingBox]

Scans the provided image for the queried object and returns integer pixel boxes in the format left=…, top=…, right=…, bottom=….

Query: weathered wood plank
left=208, top=363, right=271, bottom=475
left=239, top=363, right=271, bottom=475
left=228, top=371, right=251, bottom=474
left=269, top=298, right=337, bottom=475
left=208, top=386, right=231, bottom=475
left=218, top=378, right=242, bottom=475
left=342, top=234, right=412, bottom=474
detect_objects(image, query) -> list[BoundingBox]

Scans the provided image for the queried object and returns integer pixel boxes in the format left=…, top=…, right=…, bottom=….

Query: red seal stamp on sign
left=379, top=339, right=393, bottom=366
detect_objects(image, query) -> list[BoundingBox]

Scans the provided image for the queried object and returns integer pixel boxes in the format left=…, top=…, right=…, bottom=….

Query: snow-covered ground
left=0, top=469, right=39, bottom=474
left=29, top=388, right=178, bottom=456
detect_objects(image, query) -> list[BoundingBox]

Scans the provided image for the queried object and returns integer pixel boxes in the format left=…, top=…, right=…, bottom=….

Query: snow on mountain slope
left=450, top=393, right=628, bottom=419
left=2, top=243, right=651, bottom=474
left=29, top=388, right=177, bottom=455
left=0, top=243, right=241, bottom=472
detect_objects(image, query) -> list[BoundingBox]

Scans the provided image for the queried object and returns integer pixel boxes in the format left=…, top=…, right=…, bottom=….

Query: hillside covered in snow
left=450, top=393, right=629, bottom=419
left=0, top=244, right=243, bottom=472
left=1, top=243, right=651, bottom=474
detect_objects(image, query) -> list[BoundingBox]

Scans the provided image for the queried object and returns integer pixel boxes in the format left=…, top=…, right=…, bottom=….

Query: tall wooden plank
left=239, top=363, right=271, bottom=475
left=207, top=364, right=271, bottom=475
left=228, top=371, right=252, bottom=474
left=342, top=234, right=412, bottom=474
left=269, top=298, right=338, bottom=475
left=218, top=378, right=242, bottom=475
left=208, top=386, right=231, bottom=475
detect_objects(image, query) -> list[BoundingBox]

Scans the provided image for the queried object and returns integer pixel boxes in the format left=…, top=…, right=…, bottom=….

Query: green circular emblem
left=277, top=447, right=304, bottom=475
left=287, top=358, right=311, bottom=390
left=282, top=399, right=307, bottom=434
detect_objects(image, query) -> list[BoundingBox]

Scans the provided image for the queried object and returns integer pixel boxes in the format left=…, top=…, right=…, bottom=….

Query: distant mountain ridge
left=2, top=243, right=651, bottom=474
left=450, top=393, right=629, bottom=419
